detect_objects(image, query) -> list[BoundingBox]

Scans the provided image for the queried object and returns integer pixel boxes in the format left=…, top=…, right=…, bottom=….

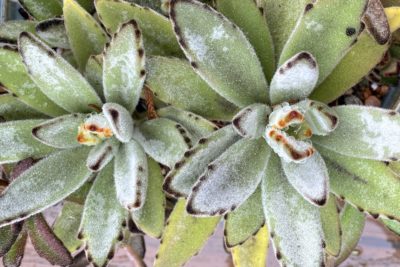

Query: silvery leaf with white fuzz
left=102, top=103, right=134, bottom=143
left=232, top=104, right=271, bottom=138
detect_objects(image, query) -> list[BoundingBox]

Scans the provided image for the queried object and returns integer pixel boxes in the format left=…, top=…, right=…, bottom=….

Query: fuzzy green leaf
left=19, top=32, right=102, bottom=113
left=2, top=229, right=27, bottom=267
left=32, top=114, right=85, bottom=149
left=270, top=52, right=318, bottom=105
left=85, top=55, right=104, bottom=100
left=95, top=0, right=181, bottom=56
left=262, top=154, right=325, bottom=267
left=157, top=106, right=217, bottom=142
left=281, top=151, right=329, bottom=206
left=279, top=0, right=367, bottom=84
left=313, top=106, right=400, bottom=161
left=18, top=0, right=63, bottom=20
left=319, top=145, right=400, bottom=220
left=36, top=19, right=70, bottom=49
left=334, top=204, right=365, bottom=266
left=103, top=103, right=134, bottom=143
left=103, top=20, right=145, bottom=113
left=0, top=46, right=66, bottom=117
left=131, top=158, right=165, bottom=238
left=320, top=195, right=341, bottom=257
left=64, top=0, right=109, bottom=70
left=224, top=186, right=264, bottom=248
left=27, top=214, right=73, bottom=266
left=0, top=120, right=56, bottom=164
left=187, top=138, right=270, bottom=216
left=147, top=56, right=238, bottom=121
left=80, top=163, right=127, bottom=267
left=0, top=20, right=37, bottom=43
left=0, top=223, right=23, bottom=257
left=164, top=125, right=240, bottom=198
left=53, top=201, right=84, bottom=253
left=230, top=225, right=269, bottom=267
left=381, top=218, right=400, bottom=235
left=215, top=0, right=275, bottom=82
left=114, top=139, right=147, bottom=210
left=0, top=146, right=91, bottom=226
left=134, top=118, right=192, bottom=168
left=232, top=104, right=270, bottom=139
left=171, top=0, right=268, bottom=107
left=86, top=139, right=116, bottom=172
left=154, top=199, right=220, bottom=267
left=0, top=94, right=46, bottom=121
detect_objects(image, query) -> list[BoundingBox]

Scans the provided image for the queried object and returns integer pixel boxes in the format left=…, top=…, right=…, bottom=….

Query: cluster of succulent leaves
left=0, top=0, right=400, bottom=267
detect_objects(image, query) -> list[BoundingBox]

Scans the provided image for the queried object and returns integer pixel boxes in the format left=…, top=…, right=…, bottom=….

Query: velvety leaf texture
left=0, top=20, right=37, bottom=43
left=0, top=94, right=45, bottom=121
left=18, top=0, right=63, bottom=20
left=2, top=229, right=27, bottom=267
left=36, top=19, right=70, bottom=49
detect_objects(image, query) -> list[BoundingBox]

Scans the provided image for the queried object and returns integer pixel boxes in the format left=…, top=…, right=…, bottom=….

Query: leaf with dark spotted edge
left=103, top=103, right=134, bottom=143
left=32, top=114, right=85, bottom=149
left=154, top=199, right=220, bottom=267
left=131, top=157, right=165, bottom=238
left=320, top=194, right=341, bottom=257
left=318, top=145, right=400, bottom=221
left=86, top=139, right=117, bottom=172
left=187, top=138, right=271, bottom=217
left=18, top=0, right=63, bottom=20
left=114, top=139, right=148, bottom=210
left=157, top=106, right=217, bottom=142
left=224, top=186, right=264, bottom=248
left=36, top=19, right=70, bottom=49
left=279, top=0, right=368, bottom=84
left=170, top=0, right=269, bottom=107
left=80, top=162, right=127, bottom=267
left=334, top=204, right=365, bottom=266
left=0, top=120, right=56, bottom=164
left=232, top=104, right=270, bottom=139
left=19, top=32, right=102, bottom=113
left=230, top=225, right=269, bottom=267
left=261, top=154, right=325, bottom=267
left=2, top=228, right=27, bottom=267
left=0, top=223, right=23, bottom=257
left=313, top=106, right=400, bottom=161
left=134, top=118, right=193, bottom=168
left=363, top=0, right=391, bottom=46
left=163, top=125, right=241, bottom=198
left=27, top=214, right=73, bottom=266
left=0, top=146, right=91, bottom=227
left=64, top=0, right=109, bottom=70
left=281, top=151, right=329, bottom=207
left=0, top=94, right=45, bottom=121
left=0, top=20, right=37, bottom=43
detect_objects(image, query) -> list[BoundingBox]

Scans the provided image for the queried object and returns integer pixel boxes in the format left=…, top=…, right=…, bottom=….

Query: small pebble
left=344, top=95, right=363, bottom=105
left=362, top=88, right=372, bottom=100
left=365, top=95, right=381, bottom=107
left=376, top=85, right=389, bottom=96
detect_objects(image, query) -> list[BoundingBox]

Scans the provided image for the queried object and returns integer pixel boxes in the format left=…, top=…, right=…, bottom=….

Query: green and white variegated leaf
left=262, top=154, right=325, bottom=267
left=319, top=145, right=400, bottom=220
left=2, top=229, right=27, bottom=267
left=164, top=125, right=241, bottom=198
left=146, top=56, right=239, bottom=121
left=19, top=32, right=103, bottom=113
left=0, top=20, right=37, bottom=43
left=270, top=52, right=318, bottom=105
left=264, top=0, right=311, bottom=60
left=0, top=46, right=66, bottom=117
left=27, top=214, right=73, bottom=266
left=215, top=0, right=275, bottom=82
left=86, top=139, right=117, bottom=172
left=0, top=146, right=91, bottom=227
left=64, top=0, right=109, bottom=70
left=281, top=151, right=329, bottom=206
left=279, top=0, right=367, bottom=84
left=154, top=199, right=220, bottom=267
left=0, top=94, right=46, bottom=121
left=85, top=55, right=104, bottom=101
left=0, top=120, right=56, bottom=164
left=232, top=104, right=270, bottom=138
left=102, top=103, right=134, bottom=143
left=95, top=0, right=181, bottom=56
left=114, top=139, right=148, bottom=210
left=53, top=201, right=84, bottom=253
left=170, top=0, right=269, bottom=107
left=18, top=0, right=63, bottom=20
left=230, top=225, right=269, bottom=267
left=0, top=223, right=23, bottom=257
left=381, top=218, right=400, bottom=235
left=320, top=195, right=341, bottom=257
left=157, top=106, right=217, bottom=142
left=224, top=186, right=264, bottom=248
left=187, top=138, right=270, bottom=216
left=103, top=20, right=145, bottom=113
left=131, top=157, right=165, bottom=238
left=80, top=163, right=127, bottom=267
left=313, top=106, right=400, bottom=161
left=36, top=19, right=70, bottom=49
left=134, top=118, right=192, bottom=168
left=32, top=114, right=85, bottom=149
left=334, top=204, right=365, bottom=266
